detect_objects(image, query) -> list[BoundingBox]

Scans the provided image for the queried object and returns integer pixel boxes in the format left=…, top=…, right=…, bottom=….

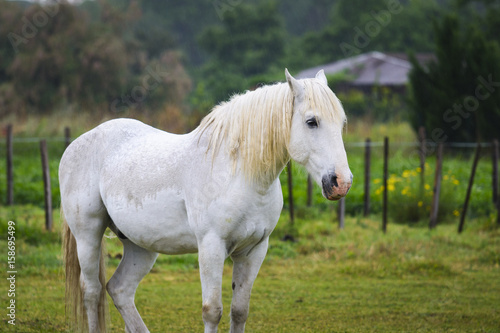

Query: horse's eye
left=306, top=117, right=319, bottom=128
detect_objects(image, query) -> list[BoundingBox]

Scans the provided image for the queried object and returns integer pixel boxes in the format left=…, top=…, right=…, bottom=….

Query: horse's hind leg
left=72, top=215, right=108, bottom=333
left=107, top=238, right=158, bottom=333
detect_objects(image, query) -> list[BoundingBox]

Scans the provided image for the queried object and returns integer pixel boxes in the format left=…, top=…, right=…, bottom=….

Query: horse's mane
left=197, top=79, right=345, bottom=183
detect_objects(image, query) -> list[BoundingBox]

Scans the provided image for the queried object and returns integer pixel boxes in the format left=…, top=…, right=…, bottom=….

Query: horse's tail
left=62, top=210, right=108, bottom=332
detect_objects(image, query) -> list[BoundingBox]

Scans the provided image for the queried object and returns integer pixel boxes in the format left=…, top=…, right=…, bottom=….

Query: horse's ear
left=315, top=69, right=328, bottom=86
left=285, top=68, right=304, bottom=101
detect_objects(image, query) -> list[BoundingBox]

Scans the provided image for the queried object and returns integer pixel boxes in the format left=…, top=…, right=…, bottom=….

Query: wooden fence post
left=418, top=127, right=426, bottom=175
left=492, top=139, right=498, bottom=203
left=363, top=138, right=371, bottom=217
left=382, top=137, right=389, bottom=233
left=418, top=127, right=426, bottom=195
left=338, top=197, right=345, bottom=229
left=287, top=161, right=294, bottom=227
left=40, top=140, right=53, bottom=231
left=493, top=140, right=499, bottom=225
left=6, top=124, right=13, bottom=206
left=458, top=143, right=482, bottom=233
left=306, top=174, right=313, bottom=207
left=429, top=142, right=444, bottom=229
left=64, top=126, right=71, bottom=149
left=497, top=192, right=500, bottom=226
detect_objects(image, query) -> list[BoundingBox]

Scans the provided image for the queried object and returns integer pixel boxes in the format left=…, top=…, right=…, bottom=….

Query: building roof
left=296, top=51, right=434, bottom=86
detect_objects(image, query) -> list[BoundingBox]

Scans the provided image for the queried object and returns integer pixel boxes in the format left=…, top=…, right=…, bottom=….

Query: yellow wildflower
left=388, top=184, right=395, bottom=192
left=424, top=184, right=431, bottom=190
left=375, top=186, right=384, bottom=195
left=388, top=176, right=400, bottom=185
left=453, top=210, right=460, bottom=217
left=443, top=175, right=449, bottom=181
left=418, top=201, right=423, bottom=207
left=374, top=178, right=381, bottom=184
left=402, top=187, right=411, bottom=196
left=402, top=170, right=411, bottom=178
left=416, top=167, right=422, bottom=173
left=453, top=179, right=459, bottom=185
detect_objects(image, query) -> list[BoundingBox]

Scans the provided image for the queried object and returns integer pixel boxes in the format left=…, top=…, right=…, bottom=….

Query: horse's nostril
left=331, top=174, right=339, bottom=187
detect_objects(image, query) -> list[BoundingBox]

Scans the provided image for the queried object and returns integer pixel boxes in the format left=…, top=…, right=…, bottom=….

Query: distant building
left=296, top=51, right=434, bottom=94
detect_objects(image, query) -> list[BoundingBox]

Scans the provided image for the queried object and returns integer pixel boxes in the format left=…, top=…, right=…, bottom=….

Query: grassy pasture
left=0, top=206, right=499, bottom=332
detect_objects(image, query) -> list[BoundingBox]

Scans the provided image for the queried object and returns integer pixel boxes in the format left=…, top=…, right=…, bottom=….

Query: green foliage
left=0, top=2, right=127, bottom=115
left=329, top=86, right=407, bottom=122
left=384, top=162, right=466, bottom=223
left=0, top=140, right=64, bottom=207
left=1, top=0, right=488, bottom=123
left=408, top=13, right=500, bottom=142
left=199, top=1, right=285, bottom=76
left=278, top=139, right=496, bottom=226
left=0, top=0, right=191, bottom=119
left=197, top=1, right=287, bottom=103
left=301, top=0, right=441, bottom=64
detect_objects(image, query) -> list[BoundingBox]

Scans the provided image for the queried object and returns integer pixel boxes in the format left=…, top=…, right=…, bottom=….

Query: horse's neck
left=190, top=125, right=289, bottom=190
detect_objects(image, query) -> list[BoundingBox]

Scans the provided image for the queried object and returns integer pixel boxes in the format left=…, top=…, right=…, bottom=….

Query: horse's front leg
left=230, top=238, right=269, bottom=333
left=198, top=233, right=226, bottom=333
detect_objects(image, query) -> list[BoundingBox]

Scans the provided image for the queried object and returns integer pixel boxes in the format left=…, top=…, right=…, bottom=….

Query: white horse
left=60, top=69, right=352, bottom=333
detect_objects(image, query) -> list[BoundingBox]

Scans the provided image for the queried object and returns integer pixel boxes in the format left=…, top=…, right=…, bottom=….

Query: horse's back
left=61, top=119, right=152, bottom=186
left=60, top=119, right=172, bottom=214
left=65, top=118, right=163, bottom=157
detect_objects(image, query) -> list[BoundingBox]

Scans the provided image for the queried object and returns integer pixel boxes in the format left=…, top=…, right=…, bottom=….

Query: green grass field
left=1, top=205, right=499, bottom=332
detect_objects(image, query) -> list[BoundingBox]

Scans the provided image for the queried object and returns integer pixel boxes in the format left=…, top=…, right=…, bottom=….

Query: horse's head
left=286, top=69, right=352, bottom=201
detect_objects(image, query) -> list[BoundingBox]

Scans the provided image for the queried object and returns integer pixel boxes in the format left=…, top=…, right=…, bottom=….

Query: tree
left=0, top=0, right=191, bottom=118
left=0, top=1, right=129, bottom=115
left=197, top=1, right=286, bottom=103
left=408, top=14, right=500, bottom=142
left=300, top=0, right=441, bottom=64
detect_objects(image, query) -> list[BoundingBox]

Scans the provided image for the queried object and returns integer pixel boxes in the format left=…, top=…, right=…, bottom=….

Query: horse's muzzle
left=321, top=173, right=352, bottom=201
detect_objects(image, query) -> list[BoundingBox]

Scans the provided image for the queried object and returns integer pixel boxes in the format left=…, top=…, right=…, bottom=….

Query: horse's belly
left=104, top=188, right=198, bottom=254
